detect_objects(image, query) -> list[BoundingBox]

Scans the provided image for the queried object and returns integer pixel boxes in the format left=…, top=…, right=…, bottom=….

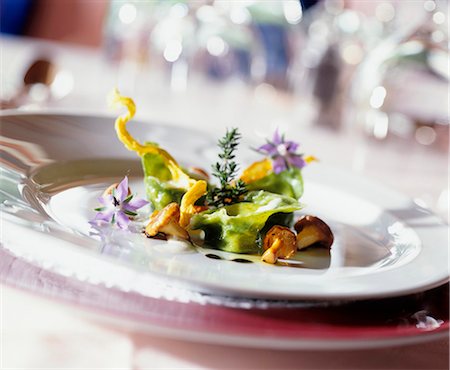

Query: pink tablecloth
left=2, top=285, right=448, bottom=369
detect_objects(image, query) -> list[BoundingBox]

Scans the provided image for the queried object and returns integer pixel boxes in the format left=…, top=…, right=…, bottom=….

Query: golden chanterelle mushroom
left=294, top=215, right=334, bottom=250
left=145, top=203, right=189, bottom=240
left=261, top=225, right=297, bottom=264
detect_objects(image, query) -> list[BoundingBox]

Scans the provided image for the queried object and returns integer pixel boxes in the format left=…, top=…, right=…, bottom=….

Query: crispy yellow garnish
left=179, top=180, right=207, bottom=228
left=241, top=155, right=318, bottom=184
left=305, top=155, right=318, bottom=164
left=240, top=158, right=272, bottom=184
left=109, top=88, right=195, bottom=186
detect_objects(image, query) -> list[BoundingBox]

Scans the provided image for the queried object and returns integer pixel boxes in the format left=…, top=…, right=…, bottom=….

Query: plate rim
left=1, top=112, right=449, bottom=301
left=1, top=248, right=448, bottom=351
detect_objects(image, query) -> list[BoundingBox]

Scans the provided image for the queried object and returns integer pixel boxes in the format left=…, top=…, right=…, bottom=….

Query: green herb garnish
left=207, top=128, right=247, bottom=208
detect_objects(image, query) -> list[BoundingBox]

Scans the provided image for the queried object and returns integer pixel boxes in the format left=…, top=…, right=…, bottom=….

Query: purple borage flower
left=256, top=128, right=306, bottom=174
left=91, top=176, right=148, bottom=230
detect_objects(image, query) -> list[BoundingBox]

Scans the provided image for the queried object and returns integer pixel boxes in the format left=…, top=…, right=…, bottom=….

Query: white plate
left=1, top=113, right=449, bottom=300
left=2, top=247, right=448, bottom=350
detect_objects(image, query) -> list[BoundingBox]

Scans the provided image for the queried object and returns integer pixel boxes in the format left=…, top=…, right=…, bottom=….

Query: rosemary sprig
left=207, top=128, right=247, bottom=208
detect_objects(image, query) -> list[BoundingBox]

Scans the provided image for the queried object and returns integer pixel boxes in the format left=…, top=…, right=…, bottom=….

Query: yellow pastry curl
left=108, top=88, right=195, bottom=186
left=109, top=88, right=207, bottom=229
left=179, top=179, right=208, bottom=228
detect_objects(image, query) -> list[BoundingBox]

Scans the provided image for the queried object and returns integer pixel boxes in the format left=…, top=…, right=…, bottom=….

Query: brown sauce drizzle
left=204, top=254, right=253, bottom=263
left=205, top=253, right=223, bottom=260
left=203, top=252, right=328, bottom=269
left=232, top=258, right=253, bottom=264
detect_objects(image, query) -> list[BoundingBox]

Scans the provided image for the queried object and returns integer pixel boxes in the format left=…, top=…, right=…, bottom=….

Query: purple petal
left=285, top=141, right=299, bottom=153
left=116, top=211, right=130, bottom=229
left=89, top=219, right=108, bottom=228
left=124, top=197, right=149, bottom=212
left=287, top=154, right=306, bottom=169
left=116, top=176, right=129, bottom=202
left=272, top=156, right=287, bottom=174
left=98, top=194, right=113, bottom=206
left=93, top=210, right=115, bottom=223
left=257, top=142, right=277, bottom=156
left=272, top=128, right=282, bottom=145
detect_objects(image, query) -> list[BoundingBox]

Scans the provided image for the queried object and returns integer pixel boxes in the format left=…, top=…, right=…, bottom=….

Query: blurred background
left=1, top=0, right=449, bottom=218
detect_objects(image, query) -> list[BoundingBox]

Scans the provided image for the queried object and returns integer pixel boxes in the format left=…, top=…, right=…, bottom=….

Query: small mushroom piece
left=261, top=225, right=297, bottom=264
left=188, top=166, right=210, bottom=181
left=145, top=203, right=189, bottom=240
left=294, top=215, right=334, bottom=250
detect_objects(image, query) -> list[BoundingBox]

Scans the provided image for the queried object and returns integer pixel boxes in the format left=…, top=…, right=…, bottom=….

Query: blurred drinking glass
left=102, top=1, right=308, bottom=95
left=349, top=0, right=449, bottom=151
left=345, top=0, right=449, bottom=220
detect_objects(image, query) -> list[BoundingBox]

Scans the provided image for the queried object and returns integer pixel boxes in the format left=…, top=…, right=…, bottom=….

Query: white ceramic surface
left=1, top=113, right=449, bottom=301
